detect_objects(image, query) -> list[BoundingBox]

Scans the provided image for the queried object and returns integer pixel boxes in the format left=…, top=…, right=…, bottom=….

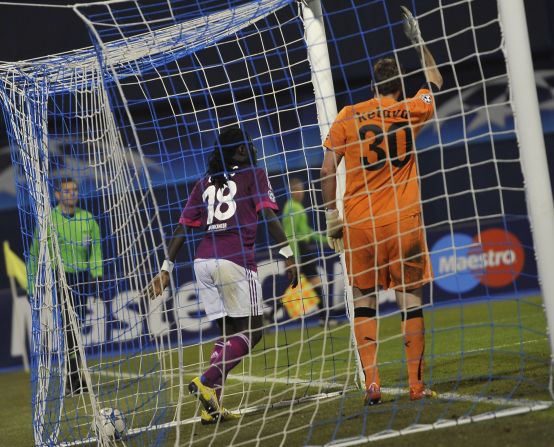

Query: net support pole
left=498, top=0, right=554, bottom=395
left=302, top=0, right=364, bottom=386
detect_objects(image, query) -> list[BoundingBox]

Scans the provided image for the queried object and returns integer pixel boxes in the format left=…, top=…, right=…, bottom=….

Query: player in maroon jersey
left=147, top=126, right=297, bottom=423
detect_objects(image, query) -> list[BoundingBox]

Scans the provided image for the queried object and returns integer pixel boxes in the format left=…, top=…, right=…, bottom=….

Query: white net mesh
left=0, top=1, right=551, bottom=446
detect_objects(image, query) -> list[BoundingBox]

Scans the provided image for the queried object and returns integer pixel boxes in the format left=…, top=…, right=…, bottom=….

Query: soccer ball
left=95, top=407, right=126, bottom=439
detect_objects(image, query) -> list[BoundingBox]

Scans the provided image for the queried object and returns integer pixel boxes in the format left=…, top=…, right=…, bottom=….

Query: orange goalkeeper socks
left=401, top=308, right=425, bottom=390
left=353, top=307, right=380, bottom=388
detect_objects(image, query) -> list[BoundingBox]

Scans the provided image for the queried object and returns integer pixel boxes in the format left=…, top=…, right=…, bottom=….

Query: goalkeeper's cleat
left=364, top=383, right=381, bottom=406
left=410, top=386, right=437, bottom=401
left=200, top=408, right=241, bottom=425
left=189, top=377, right=221, bottom=418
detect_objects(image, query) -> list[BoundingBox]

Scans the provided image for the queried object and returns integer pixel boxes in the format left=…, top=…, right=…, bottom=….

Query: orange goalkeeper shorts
left=344, top=214, right=432, bottom=291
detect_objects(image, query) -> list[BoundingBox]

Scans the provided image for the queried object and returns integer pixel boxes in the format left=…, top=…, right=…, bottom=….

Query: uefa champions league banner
left=0, top=217, right=540, bottom=368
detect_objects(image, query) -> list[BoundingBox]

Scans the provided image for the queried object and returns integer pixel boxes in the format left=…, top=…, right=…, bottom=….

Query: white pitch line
left=63, top=361, right=553, bottom=447
left=60, top=338, right=552, bottom=446
left=59, top=380, right=553, bottom=447
left=59, top=390, right=346, bottom=447
left=226, top=374, right=553, bottom=408
left=332, top=337, right=548, bottom=369
left=432, top=336, right=548, bottom=357
left=89, top=367, right=552, bottom=409
left=320, top=403, right=554, bottom=447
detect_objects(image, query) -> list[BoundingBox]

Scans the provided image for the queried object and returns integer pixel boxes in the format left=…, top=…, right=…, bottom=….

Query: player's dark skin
left=146, top=142, right=298, bottom=300
left=146, top=140, right=298, bottom=343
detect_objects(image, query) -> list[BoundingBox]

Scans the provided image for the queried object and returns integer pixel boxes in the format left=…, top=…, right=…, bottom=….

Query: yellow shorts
left=344, top=214, right=432, bottom=291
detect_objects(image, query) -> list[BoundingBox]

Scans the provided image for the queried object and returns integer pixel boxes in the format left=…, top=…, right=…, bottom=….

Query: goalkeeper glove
left=326, top=209, right=344, bottom=253
left=400, top=6, right=422, bottom=45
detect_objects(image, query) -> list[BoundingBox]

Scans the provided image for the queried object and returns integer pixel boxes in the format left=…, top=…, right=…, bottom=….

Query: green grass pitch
left=1, top=295, right=553, bottom=446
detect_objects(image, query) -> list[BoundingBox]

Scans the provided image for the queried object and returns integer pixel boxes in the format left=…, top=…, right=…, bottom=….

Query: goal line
left=62, top=367, right=552, bottom=447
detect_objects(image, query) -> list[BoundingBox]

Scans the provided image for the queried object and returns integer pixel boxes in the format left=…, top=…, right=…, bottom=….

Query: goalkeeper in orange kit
left=320, top=6, right=443, bottom=404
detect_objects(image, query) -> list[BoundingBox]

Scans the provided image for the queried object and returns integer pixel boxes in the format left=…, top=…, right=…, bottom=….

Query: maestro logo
left=431, top=228, right=525, bottom=293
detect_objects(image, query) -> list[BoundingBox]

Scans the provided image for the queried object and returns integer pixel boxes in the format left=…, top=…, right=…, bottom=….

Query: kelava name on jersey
left=355, top=109, right=409, bottom=122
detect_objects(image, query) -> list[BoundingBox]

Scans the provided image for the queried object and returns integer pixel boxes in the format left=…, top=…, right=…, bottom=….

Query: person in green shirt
left=282, top=178, right=334, bottom=326
left=28, top=177, right=103, bottom=395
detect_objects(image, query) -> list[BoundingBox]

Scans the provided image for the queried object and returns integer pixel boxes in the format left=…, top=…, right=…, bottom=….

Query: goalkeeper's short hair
left=373, top=58, right=403, bottom=96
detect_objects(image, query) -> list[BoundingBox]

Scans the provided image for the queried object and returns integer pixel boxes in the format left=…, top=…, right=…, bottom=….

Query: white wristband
left=278, top=246, right=294, bottom=259
left=161, top=259, right=174, bottom=274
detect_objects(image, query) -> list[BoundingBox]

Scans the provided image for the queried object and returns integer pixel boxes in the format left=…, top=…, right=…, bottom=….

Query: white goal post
left=302, top=0, right=365, bottom=386
left=498, top=0, right=554, bottom=383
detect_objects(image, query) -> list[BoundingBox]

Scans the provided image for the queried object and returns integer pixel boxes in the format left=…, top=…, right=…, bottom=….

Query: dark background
left=0, top=0, right=553, bottom=291
left=0, top=1, right=552, bottom=68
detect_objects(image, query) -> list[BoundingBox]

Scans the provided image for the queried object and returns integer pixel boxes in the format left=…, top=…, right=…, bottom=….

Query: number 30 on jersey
left=359, top=122, right=413, bottom=171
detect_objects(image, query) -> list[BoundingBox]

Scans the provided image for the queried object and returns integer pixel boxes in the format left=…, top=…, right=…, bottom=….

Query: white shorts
left=194, top=258, right=264, bottom=321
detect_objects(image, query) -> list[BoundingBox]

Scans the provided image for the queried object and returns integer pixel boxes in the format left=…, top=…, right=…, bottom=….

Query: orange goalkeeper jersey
left=324, top=89, right=435, bottom=228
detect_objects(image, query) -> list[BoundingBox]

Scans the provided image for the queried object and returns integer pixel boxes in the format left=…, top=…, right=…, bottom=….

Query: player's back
left=324, top=88, right=435, bottom=228
left=180, top=165, right=278, bottom=271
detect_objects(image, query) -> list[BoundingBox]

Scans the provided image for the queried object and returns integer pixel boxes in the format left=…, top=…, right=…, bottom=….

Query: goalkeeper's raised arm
left=319, top=6, right=445, bottom=406
left=401, top=5, right=443, bottom=90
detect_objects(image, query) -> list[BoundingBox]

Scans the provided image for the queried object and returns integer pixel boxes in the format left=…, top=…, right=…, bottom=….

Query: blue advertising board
left=0, top=213, right=540, bottom=369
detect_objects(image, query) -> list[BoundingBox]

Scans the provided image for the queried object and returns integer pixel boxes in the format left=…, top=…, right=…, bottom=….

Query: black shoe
left=66, top=381, right=88, bottom=396
left=66, top=372, right=88, bottom=396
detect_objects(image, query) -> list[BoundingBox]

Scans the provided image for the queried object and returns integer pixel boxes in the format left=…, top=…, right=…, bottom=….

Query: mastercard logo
left=431, top=228, right=525, bottom=293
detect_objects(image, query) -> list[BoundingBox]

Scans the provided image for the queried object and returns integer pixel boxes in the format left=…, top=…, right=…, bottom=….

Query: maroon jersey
left=179, top=166, right=278, bottom=271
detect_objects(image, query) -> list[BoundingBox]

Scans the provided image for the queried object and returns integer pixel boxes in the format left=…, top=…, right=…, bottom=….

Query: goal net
left=0, top=0, right=552, bottom=446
